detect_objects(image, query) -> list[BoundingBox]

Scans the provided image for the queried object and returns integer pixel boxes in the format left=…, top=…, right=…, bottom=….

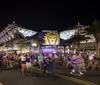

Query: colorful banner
left=40, top=30, right=60, bottom=45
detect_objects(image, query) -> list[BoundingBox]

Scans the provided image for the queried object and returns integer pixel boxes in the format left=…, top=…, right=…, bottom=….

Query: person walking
left=20, top=53, right=26, bottom=76
left=43, top=56, right=47, bottom=74
left=26, top=53, right=32, bottom=73
left=38, top=53, right=43, bottom=70
left=47, top=54, right=54, bottom=74
left=70, top=54, right=77, bottom=75
left=86, top=52, right=94, bottom=69
left=76, top=53, right=84, bottom=76
left=70, top=52, right=83, bottom=76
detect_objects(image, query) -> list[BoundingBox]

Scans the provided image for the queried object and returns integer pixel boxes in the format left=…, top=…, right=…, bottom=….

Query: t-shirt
left=20, top=55, right=26, bottom=61
left=71, top=57, right=76, bottom=64
left=67, top=56, right=71, bottom=61
left=26, top=56, right=31, bottom=62
left=75, top=57, right=82, bottom=64
left=43, top=59, right=47, bottom=66
left=9, top=56, right=14, bottom=60
left=15, top=55, right=19, bottom=60
left=89, top=54, right=94, bottom=60
left=38, top=55, right=43, bottom=62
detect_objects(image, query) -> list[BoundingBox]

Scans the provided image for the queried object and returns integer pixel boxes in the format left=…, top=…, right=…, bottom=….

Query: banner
left=40, top=30, right=60, bottom=45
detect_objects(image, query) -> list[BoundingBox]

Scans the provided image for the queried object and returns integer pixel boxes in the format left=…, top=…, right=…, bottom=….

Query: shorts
left=72, top=64, right=77, bottom=69
left=38, top=61, right=43, bottom=64
left=26, top=62, right=31, bottom=68
left=9, top=58, right=14, bottom=61
left=21, top=61, right=26, bottom=64
left=16, top=60, right=19, bottom=62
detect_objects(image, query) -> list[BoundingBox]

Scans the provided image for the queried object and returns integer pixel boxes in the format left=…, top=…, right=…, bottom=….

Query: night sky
left=0, top=1, right=99, bottom=32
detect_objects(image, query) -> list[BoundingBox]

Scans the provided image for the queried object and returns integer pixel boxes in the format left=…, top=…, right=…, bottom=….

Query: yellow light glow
left=44, top=32, right=60, bottom=45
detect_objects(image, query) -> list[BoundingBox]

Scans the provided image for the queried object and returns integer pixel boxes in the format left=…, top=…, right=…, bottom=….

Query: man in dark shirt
left=47, top=54, right=54, bottom=73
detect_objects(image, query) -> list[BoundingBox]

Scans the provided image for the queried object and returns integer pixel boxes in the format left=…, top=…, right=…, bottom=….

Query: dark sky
left=0, top=0, right=99, bottom=32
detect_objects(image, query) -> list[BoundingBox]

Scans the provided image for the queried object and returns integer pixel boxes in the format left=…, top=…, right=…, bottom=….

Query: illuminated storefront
left=0, top=23, right=38, bottom=53
left=0, top=22, right=94, bottom=54
left=60, top=24, right=96, bottom=51
left=39, top=30, right=66, bottom=55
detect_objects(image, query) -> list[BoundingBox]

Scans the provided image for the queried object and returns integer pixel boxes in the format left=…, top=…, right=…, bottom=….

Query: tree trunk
left=96, top=34, right=100, bottom=58
left=77, top=41, right=80, bottom=53
left=39, top=45, right=41, bottom=54
left=69, top=45, right=71, bottom=49
left=96, top=41, right=100, bottom=58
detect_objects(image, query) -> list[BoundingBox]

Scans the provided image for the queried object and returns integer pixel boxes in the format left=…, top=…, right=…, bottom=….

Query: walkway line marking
left=31, top=67, right=98, bottom=85
left=55, top=73, right=97, bottom=85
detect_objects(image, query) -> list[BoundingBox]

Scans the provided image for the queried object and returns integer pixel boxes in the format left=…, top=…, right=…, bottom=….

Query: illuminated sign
left=42, top=48, right=56, bottom=53
left=40, top=31, right=60, bottom=45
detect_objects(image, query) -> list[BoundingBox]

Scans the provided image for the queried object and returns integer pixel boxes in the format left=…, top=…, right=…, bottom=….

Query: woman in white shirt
left=20, top=54, right=26, bottom=76
left=86, top=53, right=94, bottom=69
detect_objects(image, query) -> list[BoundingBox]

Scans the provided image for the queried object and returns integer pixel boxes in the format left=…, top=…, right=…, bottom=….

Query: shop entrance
left=40, top=45, right=66, bottom=57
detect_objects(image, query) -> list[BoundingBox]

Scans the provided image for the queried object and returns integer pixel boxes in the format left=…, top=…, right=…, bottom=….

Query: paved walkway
left=0, top=68, right=82, bottom=85
left=0, top=64, right=100, bottom=85
left=54, top=65, right=100, bottom=85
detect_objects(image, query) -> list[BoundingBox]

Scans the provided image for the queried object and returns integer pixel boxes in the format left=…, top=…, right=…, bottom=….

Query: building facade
left=0, top=22, right=38, bottom=53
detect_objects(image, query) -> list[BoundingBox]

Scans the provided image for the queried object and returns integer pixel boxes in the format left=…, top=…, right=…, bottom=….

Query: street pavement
left=0, top=68, right=82, bottom=85
left=54, top=65, right=100, bottom=85
left=0, top=65, right=100, bottom=85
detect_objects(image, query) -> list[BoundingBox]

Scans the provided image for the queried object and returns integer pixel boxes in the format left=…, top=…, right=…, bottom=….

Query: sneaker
left=22, top=73, right=25, bottom=76
left=11, top=66, right=13, bottom=68
left=70, top=72, right=73, bottom=75
left=79, top=72, right=83, bottom=75
left=7, top=66, right=9, bottom=68
left=72, top=69, right=75, bottom=73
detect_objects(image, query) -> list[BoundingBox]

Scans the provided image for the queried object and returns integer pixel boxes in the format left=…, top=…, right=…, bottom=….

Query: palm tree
left=86, top=19, right=100, bottom=58
left=76, top=31, right=91, bottom=52
left=64, top=34, right=90, bottom=52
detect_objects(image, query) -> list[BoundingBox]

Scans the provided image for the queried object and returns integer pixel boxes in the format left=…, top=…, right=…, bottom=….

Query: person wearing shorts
left=9, top=54, right=14, bottom=68
left=6, top=54, right=10, bottom=68
left=20, top=54, right=26, bottom=76
left=38, top=53, right=43, bottom=69
left=26, top=54, right=31, bottom=72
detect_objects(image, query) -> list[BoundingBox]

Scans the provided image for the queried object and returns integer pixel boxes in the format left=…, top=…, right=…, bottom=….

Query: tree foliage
left=86, top=19, right=100, bottom=58
left=64, top=32, right=91, bottom=45
left=86, top=19, right=100, bottom=39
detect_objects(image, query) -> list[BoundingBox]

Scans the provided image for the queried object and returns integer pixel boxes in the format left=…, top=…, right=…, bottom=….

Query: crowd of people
left=63, top=51, right=100, bottom=76
left=0, top=52, right=58, bottom=76
left=0, top=51, right=100, bottom=76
